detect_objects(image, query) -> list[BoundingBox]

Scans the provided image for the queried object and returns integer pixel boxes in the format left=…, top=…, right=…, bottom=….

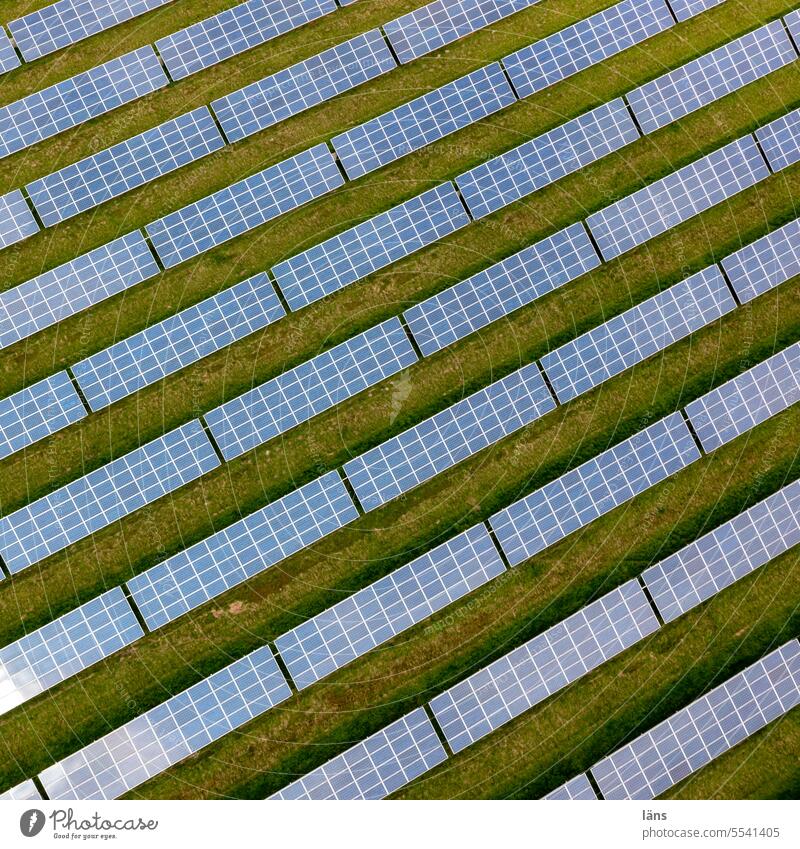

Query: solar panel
left=502, top=0, right=674, bottom=99
left=625, top=21, right=797, bottom=135
left=540, top=265, right=736, bottom=404
left=685, top=343, right=800, bottom=453
left=429, top=580, right=660, bottom=753
left=586, top=135, right=769, bottom=260
left=490, top=413, right=701, bottom=566
left=211, top=30, right=396, bottom=144
left=8, top=0, right=174, bottom=62
left=0, top=47, right=169, bottom=160
left=755, top=107, right=800, bottom=173
left=0, top=371, right=87, bottom=462
left=145, top=143, right=343, bottom=268
left=26, top=107, right=225, bottom=227
left=786, top=10, right=800, bottom=52
left=276, top=525, right=506, bottom=688
left=720, top=217, right=800, bottom=303
left=404, top=223, right=600, bottom=356
left=332, top=62, right=516, bottom=180
left=343, top=363, right=556, bottom=511
left=456, top=99, right=640, bottom=219
left=666, top=0, right=727, bottom=23
left=384, top=0, right=542, bottom=64
left=0, top=189, right=39, bottom=251
left=272, top=183, right=471, bottom=311
left=204, top=317, right=418, bottom=460
left=0, top=420, right=220, bottom=575
left=72, top=273, right=285, bottom=412
left=38, top=645, right=291, bottom=800
left=155, top=0, right=336, bottom=81
left=590, top=639, right=800, bottom=799
left=543, top=773, right=598, bottom=800
left=0, top=780, right=42, bottom=801
left=0, top=588, right=143, bottom=717
left=0, top=28, right=21, bottom=74
left=642, top=479, right=800, bottom=622
left=127, top=471, right=358, bottom=631
left=269, top=707, right=447, bottom=799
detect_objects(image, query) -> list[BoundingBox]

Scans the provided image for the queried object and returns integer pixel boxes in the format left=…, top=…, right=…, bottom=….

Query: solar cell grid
left=0, top=420, right=220, bottom=575
left=0, top=28, right=21, bottom=74
left=204, top=317, right=418, bottom=460
left=544, top=773, right=598, bottom=800
left=456, top=99, right=640, bottom=219
left=0, top=780, right=42, bottom=801
left=667, top=0, right=727, bottom=22
left=787, top=10, right=800, bottom=50
left=490, top=413, right=701, bottom=566
left=269, top=708, right=447, bottom=799
left=273, top=183, right=471, bottom=311
left=39, top=646, right=291, bottom=800
left=429, top=580, right=660, bottom=753
left=127, top=472, right=358, bottom=631
left=590, top=639, right=800, bottom=799
left=0, top=190, right=39, bottom=251
left=276, top=525, right=506, bottom=688
left=755, top=107, right=800, bottom=173
left=343, top=363, right=556, bottom=511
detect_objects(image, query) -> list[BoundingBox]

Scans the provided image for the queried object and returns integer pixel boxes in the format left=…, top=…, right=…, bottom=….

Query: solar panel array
left=0, top=46, right=169, bottom=159
left=625, top=21, right=797, bottom=135
left=145, top=144, right=343, bottom=268
left=72, top=273, right=286, bottom=412
left=0, top=588, right=143, bottom=717
left=155, top=0, right=336, bottom=81
left=343, top=363, right=556, bottom=511
left=0, top=420, right=220, bottom=575
left=590, top=639, right=800, bottom=799
left=0, top=189, right=40, bottom=251
left=0, top=780, right=42, bottom=801
left=0, top=371, right=87, bottom=462
left=273, top=183, right=470, bottom=311
left=0, top=231, right=160, bottom=350
left=540, top=266, right=736, bottom=403
left=502, top=0, right=674, bottom=98
left=404, top=223, right=600, bottom=356
left=786, top=9, right=800, bottom=49
left=276, top=525, right=505, bottom=689
left=205, top=317, right=416, bottom=461
left=456, top=99, right=640, bottom=219
left=587, top=135, right=769, bottom=260
left=127, top=472, right=358, bottom=631
left=491, top=413, right=701, bottom=566
left=544, top=773, right=598, bottom=800
left=685, top=343, right=800, bottom=453
left=26, top=107, right=225, bottom=226
left=332, top=62, right=516, bottom=180
left=642, top=479, right=800, bottom=623
left=430, top=580, right=660, bottom=753
left=269, top=708, right=447, bottom=799
left=755, top=107, right=800, bottom=174
left=667, top=0, right=727, bottom=23
left=38, top=646, right=292, bottom=800
left=211, top=30, right=396, bottom=144
left=0, top=27, right=21, bottom=73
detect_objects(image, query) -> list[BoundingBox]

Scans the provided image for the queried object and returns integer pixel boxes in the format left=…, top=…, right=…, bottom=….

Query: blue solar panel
left=490, top=413, right=701, bottom=566
left=39, top=645, right=291, bottom=800
left=0, top=46, right=169, bottom=159
left=0, top=190, right=39, bottom=251
left=626, top=21, right=797, bottom=135
left=155, top=0, right=336, bottom=81
left=0, top=420, right=220, bottom=575
left=72, top=273, right=285, bottom=412
left=544, top=774, right=598, bottom=800
left=540, top=266, right=736, bottom=403
left=666, top=0, right=727, bottom=23
left=786, top=9, right=800, bottom=52
left=0, top=232, right=160, bottom=351
left=205, top=317, right=418, bottom=461
left=26, top=107, right=225, bottom=227
left=8, top=0, right=174, bottom=62
left=503, top=0, right=674, bottom=98
left=685, top=342, right=800, bottom=452
left=384, top=0, right=542, bottom=64
left=456, top=99, right=640, bottom=219
left=0, top=371, right=87, bottom=462
left=0, top=588, right=143, bottom=717
left=276, top=525, right=505, bottom=688
left=0, top=779, right=42, bottom=801
left=0, top=27, right=21, bottom=73
left=755, top=107, right=800, bottom=174
left=211, top=30, right=396, bottom=144
left=272, top=182, right=471, bottom=311
left=332, top=62, right=516, bottom=180
left=344, top=363, right=556, bottom=511
left=127, top=471, right=358, bottom=630
left=404, top=223, right=600, bottom=356
left=587, top=135, right=769, bottom=260
left=146, top=144, right=343, bottom=268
